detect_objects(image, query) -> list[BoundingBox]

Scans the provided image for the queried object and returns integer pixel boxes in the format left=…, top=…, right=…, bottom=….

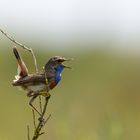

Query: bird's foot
left=39, top=92, right=50, bottom=97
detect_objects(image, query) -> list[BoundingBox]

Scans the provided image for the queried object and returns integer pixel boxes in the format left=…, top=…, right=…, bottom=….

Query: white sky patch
left=0, top=0, right=140, bottom=49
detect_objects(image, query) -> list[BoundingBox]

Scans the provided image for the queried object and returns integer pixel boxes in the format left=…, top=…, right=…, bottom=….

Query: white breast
left=27, top=84, right=48, bottom=92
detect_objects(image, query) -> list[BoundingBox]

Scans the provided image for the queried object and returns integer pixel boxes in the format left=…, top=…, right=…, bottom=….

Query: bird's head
left=45, top=56, right=72, bottom=72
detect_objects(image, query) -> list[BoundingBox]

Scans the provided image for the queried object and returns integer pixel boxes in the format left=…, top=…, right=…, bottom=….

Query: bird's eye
left=57, top=59, right=62, bottom=62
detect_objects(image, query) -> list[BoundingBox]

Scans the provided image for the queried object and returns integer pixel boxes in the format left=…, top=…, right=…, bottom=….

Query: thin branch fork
left=0, top=28, right=38, bottom=73
left=32, top=96, right=51, bottom=140
left=0, top=28, right=51, bottom=140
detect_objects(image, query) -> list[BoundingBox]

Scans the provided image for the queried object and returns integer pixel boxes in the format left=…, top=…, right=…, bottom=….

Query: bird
left=12, top=47, right=72, bottom=115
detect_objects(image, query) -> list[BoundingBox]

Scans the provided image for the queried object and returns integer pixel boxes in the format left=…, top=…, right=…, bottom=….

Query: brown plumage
left=12, top=47, right=72, bottom=115
left=12, top=47, right=71, bottom=94
left=13, top=47, right=28, bottom=77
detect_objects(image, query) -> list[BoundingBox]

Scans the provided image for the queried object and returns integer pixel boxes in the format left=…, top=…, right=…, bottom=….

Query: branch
left=0, top=28, right=38, bottom=73
left=39, top=96, right=43, bottom=113
left=1, top=29, right=51, bottom=140
left=27, top=125, right=31, bottom=140
left=32, top=109, right=37, bottom=130
left=32, top=95, right=51, bottom=140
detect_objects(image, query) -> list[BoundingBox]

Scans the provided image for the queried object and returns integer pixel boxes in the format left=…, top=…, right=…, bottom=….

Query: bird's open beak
left=62, top=58, right=73, bottom=69
left=63, top=64, right=72, bottom=69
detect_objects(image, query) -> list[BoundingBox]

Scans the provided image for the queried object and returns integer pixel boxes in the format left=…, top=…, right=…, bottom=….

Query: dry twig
left=0, top=28, right=51, bottom=140
left=32, top=109, right=37, bottom=130
left=32, top=96, right=51, bottom=140
left=0, top=28, right=38, bottom=72
left=27, top=125, right=31, bottom=140
left=39, top=96, right=43, bottom=113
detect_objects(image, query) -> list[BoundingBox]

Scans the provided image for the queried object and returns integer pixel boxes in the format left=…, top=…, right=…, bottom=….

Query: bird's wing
left=12, top=73, right=46, bottom=86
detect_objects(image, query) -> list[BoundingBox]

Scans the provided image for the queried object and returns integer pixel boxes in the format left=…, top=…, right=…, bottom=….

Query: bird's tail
left=13, top=47, right=28, bottom=78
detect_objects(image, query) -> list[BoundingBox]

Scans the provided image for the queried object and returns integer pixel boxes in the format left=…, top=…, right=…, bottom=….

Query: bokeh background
left=1, top=0, right=140, bottom=140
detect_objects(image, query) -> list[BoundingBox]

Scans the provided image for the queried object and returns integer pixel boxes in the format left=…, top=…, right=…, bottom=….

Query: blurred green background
left=1, top=0, right=140, bottom=139
left=0, top=41, right=140, bottom=140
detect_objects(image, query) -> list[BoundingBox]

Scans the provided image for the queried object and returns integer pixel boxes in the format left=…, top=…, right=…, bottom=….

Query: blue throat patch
left=55, top=64, right=64, bottom=84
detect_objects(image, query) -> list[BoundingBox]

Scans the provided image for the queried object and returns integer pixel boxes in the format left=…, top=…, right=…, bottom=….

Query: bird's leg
left=29, top=94, right=42, bottom=116
left=39, top=91, right=50, bottom=97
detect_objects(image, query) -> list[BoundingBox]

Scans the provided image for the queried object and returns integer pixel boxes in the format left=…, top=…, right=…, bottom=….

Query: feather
left=13, top=47, right=28, bottom=77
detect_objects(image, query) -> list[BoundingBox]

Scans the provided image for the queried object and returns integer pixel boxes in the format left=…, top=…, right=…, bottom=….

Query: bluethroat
left=12, top=47, right=72, bottom=115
